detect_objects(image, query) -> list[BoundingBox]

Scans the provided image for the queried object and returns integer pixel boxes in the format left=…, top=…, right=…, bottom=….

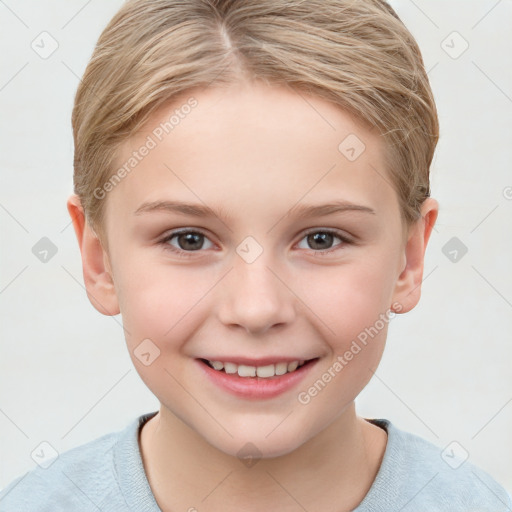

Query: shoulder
left=359, top=418, right=512, bottom=512
left=0, top=420, right=137, bottom=512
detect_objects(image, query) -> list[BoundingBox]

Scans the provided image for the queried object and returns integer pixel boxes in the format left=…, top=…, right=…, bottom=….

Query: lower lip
left=196, top=359, right=318, bottom=400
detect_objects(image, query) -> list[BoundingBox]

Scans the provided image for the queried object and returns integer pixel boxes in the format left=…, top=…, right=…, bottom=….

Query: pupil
left=176, top=232, right=333, bottom=251
left=308, top=232, right=332, bottom=250
left=179, top=233, right=202, bottom=250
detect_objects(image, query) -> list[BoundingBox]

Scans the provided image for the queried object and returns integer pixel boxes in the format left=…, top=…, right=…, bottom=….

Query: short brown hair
left=72, top=0, right=439, bottom=240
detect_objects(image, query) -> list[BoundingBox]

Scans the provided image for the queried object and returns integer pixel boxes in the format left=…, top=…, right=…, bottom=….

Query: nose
left=217, top=252, right=296, bottom=336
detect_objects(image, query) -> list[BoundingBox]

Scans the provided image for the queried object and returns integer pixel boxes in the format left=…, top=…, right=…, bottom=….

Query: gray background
left=1, top=0, right=511, bottom=497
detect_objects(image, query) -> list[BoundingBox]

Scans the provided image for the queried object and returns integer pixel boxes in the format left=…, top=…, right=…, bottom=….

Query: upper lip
left=199, top=356, right=317, bottom=366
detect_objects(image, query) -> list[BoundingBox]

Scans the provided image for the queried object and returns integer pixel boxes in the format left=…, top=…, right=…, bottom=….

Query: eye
left=158, top=227, right=352, bottom=259
left=159, top=229, right=214, bottom=257
left=296, top=229, right=351, bottom=254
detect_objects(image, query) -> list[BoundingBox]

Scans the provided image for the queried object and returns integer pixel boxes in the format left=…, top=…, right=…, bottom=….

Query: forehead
left=104, top=80, right=398, bottom=228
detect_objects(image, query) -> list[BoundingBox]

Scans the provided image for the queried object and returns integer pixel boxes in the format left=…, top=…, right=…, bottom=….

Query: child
left=1, top=0, right=510, bottom=510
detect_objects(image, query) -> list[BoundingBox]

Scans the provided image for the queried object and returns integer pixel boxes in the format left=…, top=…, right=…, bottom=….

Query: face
left=93, top=80, right=418, bottom=457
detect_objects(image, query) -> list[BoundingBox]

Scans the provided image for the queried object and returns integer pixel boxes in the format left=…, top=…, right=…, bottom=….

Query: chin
left=201, top=423, right=311, bottom=462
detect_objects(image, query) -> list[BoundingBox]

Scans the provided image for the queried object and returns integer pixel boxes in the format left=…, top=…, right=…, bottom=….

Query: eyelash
left=158, top=228, right=353, bottom=259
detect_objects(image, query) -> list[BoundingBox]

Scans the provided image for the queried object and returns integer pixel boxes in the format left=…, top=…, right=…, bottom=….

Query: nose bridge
left=217, top=242, right=296, bottom=334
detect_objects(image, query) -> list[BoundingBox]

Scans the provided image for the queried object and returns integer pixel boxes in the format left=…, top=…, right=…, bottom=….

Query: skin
left=68, top=79, right=437, bottom=511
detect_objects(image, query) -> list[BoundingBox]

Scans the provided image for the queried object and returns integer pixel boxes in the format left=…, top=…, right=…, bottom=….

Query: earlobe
left=66, top=194, right=120, bottom=316
left=391, top=198, right=438, bottom=313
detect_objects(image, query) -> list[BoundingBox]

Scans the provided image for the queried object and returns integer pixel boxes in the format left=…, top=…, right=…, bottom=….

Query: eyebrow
left=133, top=199, right=376, bottom=220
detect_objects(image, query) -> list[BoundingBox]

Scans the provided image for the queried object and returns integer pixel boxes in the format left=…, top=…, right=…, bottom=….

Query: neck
left=139, top=402, right=387, bottom=512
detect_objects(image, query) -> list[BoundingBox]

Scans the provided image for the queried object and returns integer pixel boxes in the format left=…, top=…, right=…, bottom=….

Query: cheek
left=296, top=260, right=394, bottom=412
left=298, top=256, right=397, bottom=343
left=115, top=255, right=215, bottom=345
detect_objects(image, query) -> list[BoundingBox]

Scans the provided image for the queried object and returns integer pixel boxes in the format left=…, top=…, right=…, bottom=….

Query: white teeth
left=275, top=362, right=288, bottom=375
left=238, top=365, right=256, bottom=377
left=224, top=362, right=238, bottom=374
left=207, top=359, right=306, bottom=378
left=256, top=364, right=275, bottom=378
left=287, top=361, right=298, bottom=372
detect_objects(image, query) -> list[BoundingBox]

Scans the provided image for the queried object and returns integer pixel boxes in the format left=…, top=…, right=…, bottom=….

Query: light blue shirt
left=1, top=411, right=510, bottom=511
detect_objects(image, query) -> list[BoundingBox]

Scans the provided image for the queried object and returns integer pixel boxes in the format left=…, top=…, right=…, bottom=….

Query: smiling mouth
left=199, top=358, right=318, bottom=378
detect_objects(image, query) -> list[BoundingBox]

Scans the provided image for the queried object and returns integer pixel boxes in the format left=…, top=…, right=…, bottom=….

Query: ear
left=66, top=194, right=120, bottom=316
left=391, top=198, right=438, bottom=313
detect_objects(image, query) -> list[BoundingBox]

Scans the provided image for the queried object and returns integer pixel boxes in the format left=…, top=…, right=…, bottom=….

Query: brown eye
left=306, top=232, right=335, bottom=250
left=160, top=230, right=214, bottom=255
left=297, top=229, right=350, bottom=254
left=174, top=232, right=205, bottom=251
